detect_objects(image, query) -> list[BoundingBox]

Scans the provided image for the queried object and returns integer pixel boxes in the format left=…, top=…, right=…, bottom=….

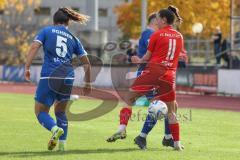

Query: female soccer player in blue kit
left=25, top=8, right=91, bottom=151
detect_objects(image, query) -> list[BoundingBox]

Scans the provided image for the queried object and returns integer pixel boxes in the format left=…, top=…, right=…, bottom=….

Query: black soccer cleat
left=134, top=136, right=147, bottom=150
left=162, top=137, right=174, bottom=148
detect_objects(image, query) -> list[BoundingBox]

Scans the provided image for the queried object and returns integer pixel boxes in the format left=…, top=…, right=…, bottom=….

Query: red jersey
left=131, top=26, right=183, bottom=102
left=147, top=26, right=183, bottom=72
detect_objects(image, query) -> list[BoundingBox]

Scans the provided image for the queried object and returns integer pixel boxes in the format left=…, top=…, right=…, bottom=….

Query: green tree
left=0, top=0, right=5, bottom=9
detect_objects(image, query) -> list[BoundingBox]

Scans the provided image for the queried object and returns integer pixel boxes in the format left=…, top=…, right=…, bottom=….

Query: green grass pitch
left=0, top=93, right=240, bottom=160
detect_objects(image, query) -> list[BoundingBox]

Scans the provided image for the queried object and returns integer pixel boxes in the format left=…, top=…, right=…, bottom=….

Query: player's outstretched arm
left=25, top=41, right=41, bottom=81
left=80, top=55, right=92, bottom=95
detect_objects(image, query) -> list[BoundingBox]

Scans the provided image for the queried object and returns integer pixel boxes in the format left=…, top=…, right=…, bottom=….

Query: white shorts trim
left=40, top=77, right=75, bottom=80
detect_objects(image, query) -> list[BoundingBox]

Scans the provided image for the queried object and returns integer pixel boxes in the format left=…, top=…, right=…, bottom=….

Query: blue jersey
left=34, top=25, right=87, bottom=78
left=136, top=28, right=155, bottom=101
left=137, top=27, right=154, bottom=76
left=137, top=28, right=154, bottom=58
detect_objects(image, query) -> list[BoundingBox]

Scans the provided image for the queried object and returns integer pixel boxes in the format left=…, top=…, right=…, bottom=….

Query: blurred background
left=0, top=0, right=239, bottom=96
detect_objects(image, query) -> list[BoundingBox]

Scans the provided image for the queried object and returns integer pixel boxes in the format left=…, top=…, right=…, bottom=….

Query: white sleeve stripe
left=77, top=50, right=87, bottom=57
left=79, top=52, right=87, bottom=57
left=33, top=39, right=43, bottom=45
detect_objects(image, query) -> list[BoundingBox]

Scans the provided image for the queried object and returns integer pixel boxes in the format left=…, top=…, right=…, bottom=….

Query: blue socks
left=37, top=112, right=68, bottom=141
left=37, top=112, right=56, bottom=131
left=140, top=115, right=171, bottom=138
left=55, top=112, right=68, bottom=141
left=141, top=114, right=158, bottom=136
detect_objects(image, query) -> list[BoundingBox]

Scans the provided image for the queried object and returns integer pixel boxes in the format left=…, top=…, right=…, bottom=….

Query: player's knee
left=34, top=106, right=41, bottom=117
left=54, top=101, right=68, bottom=112
left=55, top=112, right=68, bottom=124
left=55, top=106, right=66, bottom=113
left=167, top=112, right=178, bottom=124
left=34, top=110, right=39, bottom=117
left=35, top=102, right=50, bottom=117
left=123, top=94, right=135, bottom=106
left=129, top=97, right=136, bottom=106
left=34, top=104, right=39, bottom=117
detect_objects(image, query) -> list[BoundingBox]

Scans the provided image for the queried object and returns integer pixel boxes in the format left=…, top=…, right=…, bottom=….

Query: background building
left=37, top=0, right=129, bottom=41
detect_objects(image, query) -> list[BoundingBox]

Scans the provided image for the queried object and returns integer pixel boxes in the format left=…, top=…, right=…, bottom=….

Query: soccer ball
left=70, top=94, right=79, bottom=101
left=148, top=100, right=168, bottom=120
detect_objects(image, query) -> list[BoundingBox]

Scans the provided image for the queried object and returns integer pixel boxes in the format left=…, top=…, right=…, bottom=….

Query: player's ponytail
left=158, top=5, right=182, bottom=25
left=59, top=7, right=90, bottom=24
left=168, top=5, right=182, bottom=23
left=53, top=7, right=90, bottom=25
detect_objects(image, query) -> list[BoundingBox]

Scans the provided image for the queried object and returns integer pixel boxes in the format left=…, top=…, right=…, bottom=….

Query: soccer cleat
left=134, top=136, right=147, bottom=150
left=173, top=142, right=184, bottom=151
left=162, top=137, right=174, bottom=148
left=106, top=131, right=127, bottom=142
left=48, top=127, right=64, bottom=151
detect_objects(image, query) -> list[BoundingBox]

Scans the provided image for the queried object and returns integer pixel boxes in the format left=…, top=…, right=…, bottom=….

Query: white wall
left=3, top=65, right=240, bottom=95
left=218, top=69, right=240, bottom=94
left=0, top=65, right=133, bottom=88
left=29, top=66, right=120, bottom=87
left=73, top=66, right=113, bottom=87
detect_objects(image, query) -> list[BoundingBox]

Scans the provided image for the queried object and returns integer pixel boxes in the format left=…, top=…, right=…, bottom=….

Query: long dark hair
left=148, top=12, right=157, bottom=24
left=53, top=7, right=90, bottom=25
left=158, top=5, right=182, bottom=25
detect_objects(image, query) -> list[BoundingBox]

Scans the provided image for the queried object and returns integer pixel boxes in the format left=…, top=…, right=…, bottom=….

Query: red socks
left=169, top=123, right=180, bottom=141
left=120, top=107, right=132, bottom=125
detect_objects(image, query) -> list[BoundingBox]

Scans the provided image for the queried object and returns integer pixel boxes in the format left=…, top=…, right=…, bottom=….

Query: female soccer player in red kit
left=107, top=6, right=184, bottom=151
left=133, top=6, right=184, bottom=150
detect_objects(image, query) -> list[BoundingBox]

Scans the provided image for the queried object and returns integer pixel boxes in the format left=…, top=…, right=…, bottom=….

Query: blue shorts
left=35, top=78, right=74, bottom=107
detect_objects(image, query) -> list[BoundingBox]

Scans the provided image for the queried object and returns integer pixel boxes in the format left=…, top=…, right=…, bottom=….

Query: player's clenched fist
left=131, top=56, right=141, bottom=64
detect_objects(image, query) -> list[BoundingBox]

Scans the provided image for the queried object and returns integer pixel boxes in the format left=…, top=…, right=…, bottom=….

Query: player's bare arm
left=80, top=55, right=92, bottom=95
left=131, top=51, right=152, bottom=64
left=24, top=41, right=42, bottom=81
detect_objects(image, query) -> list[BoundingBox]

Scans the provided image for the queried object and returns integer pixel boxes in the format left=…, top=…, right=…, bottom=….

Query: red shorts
left=131, top=63, right=176, bottom=102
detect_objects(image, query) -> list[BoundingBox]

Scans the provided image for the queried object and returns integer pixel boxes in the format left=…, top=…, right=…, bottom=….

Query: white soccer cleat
left=173, top=141, right=184, bottom=151
left=48, top=127, right=64, bottom=151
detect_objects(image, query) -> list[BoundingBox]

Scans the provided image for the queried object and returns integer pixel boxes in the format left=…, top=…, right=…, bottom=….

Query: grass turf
left=0, top=93, right=239, bottom=160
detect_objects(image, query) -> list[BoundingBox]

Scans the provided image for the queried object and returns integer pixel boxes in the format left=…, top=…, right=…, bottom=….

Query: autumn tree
left=0, top=0, right=46, bottom=65
left=0, top=0, right=5, bottom=9
left=115, top=0, right=230, bottom=39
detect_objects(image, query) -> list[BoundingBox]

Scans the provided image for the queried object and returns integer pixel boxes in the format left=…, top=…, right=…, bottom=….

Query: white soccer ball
left=148, top=100, right=168, bottom=120
left=70, top=94, right=79, bottom=101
